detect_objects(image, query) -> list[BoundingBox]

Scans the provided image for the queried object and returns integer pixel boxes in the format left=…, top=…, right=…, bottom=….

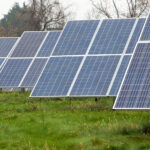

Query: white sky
left=0, top=0, right=92, bottom=19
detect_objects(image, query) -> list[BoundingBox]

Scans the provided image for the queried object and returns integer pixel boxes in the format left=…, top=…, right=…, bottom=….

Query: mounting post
left=20, top=88, right=25, bottom=93
left=95, top=97, right=99, bottom=102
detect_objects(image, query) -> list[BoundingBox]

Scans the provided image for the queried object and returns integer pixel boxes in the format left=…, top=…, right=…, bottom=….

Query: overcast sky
left=0, top=0, right=92, bottom=19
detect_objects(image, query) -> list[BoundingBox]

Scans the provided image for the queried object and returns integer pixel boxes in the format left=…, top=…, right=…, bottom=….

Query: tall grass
left=0, top=91, right=150, bottom=150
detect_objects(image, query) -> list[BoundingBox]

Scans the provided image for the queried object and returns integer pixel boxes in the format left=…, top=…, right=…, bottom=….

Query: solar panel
left=20, top=58, right=47, bottom=87
left=11, top=32, right=47, bottom=57
left=37, top=31, right=61, bottom=57
left=109, top=55, right=131, bottom=96
left=140, top=14, right=150, bottom=41
left=70, top=56, right=120, bottom=96
left=52, top=20, right=100, bottom=55
left=31, top=57, right=83, bottom=97
left=0, top=38, right=18, bottom=57
left=89, top=19, right=136, bottom=54
left=0, top=58, right=4, bottom=66
left=114, top=43, right=150, bottom=109
left=126, top=18, right=146, bottom=53
left=0, top=59, right=32, bottom=87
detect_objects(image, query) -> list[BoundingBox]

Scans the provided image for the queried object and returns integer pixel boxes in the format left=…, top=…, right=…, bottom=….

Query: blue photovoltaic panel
left=20, top=58, right=47, bottom=87
left=0, top=59, right=6, bottom=71
left=140, top=14, right=150, bottom=41
left=37, top=31, right=61, bottom=57
left=70, top=56, right=120, bottom=96
left=89, top=19, right=135, bottom=54
left=0, top=59, right=32, bottom=87
left=0, top=58, right=4, bottom=66
left=126, top=18, right=145, bottom=53
left=31, top=57, right=83, bottom=97
left=11, top=32, right=47, bottom=57
left=109, top=55, right=131, bottom=96
left=53, top=20, right=99, bottom=55
left=0, top=38, right=18, bottom=57
left=114, top=43, right=150, bottom=109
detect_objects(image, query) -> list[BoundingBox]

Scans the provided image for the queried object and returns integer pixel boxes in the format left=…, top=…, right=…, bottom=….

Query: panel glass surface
left=37, top=31, right=61, bottom=57
left=126, top=18, right=145, bottom=53
left=140, top=14, right=150, bottom=41
left=20, top=58, right=47, bottom=87
left=0, top=38, right=18, bottom=57
left=109, top=55, right=131, bottom=96
left=89, top=19, right=135, bottom=54
left=114, top=43, right=150, bottom=109
left=0, top=58, right=4, bottom=66
left=0, top=59, right=32, bottom=87
left=70, top=56, right=120, bottom=96
left=11, top=32, right=47, bottom=57
left=31, top=57, right=83, bottom=97
left=52, top=20, right=99, bottom=55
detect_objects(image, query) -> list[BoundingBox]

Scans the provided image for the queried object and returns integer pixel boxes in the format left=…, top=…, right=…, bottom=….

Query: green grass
left=0, top=91, right=150, bottom=150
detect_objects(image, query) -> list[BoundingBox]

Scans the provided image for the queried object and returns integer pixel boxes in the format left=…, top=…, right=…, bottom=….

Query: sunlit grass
left=0, top=91, right=150, bottom=150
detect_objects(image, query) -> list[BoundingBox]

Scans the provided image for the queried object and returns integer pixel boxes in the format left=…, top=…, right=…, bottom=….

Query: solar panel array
left=31, top=18, right=145, bottom=98
left=0, top=14, right=149, bottom=110
left=0, top=31, right=60, bottom=88
left=114, top=14, right=150, bottom=109
left=114, top=43, right=150, bottom=109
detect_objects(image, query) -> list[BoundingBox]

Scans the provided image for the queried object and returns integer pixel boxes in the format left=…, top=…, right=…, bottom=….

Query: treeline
left=0, top=0, right=70, bottom=37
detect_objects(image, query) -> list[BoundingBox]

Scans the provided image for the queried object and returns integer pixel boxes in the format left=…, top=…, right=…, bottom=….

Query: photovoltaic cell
left=37, top=31, right=61, bottom=57
left=0, top=59, right=32, bottom=87
left=89, top=19, right=135, bottom=54
left=0, top=38, right=18, bottom=57
left=114, top=43, right=150, bottom=109
left=0, top=58, right=4, bottom=66
left=20, top=58, right=47, bottom=87
left=11, top=32, right=47, bottom=57
left=31, top=57, right=83, bottom=97
left=52, top=20, right=99, bottom=55
left=140, top=14, right=150, bottom=41
left=70, top=56, right=120, bottom=96
left=109, top=55, right=131, bottom=96
left=126, top=18, right=145, bottom=53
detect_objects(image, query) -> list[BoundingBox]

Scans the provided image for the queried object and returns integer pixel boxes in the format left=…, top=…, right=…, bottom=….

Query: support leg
left=20, top=88, right=25, bottom=93
left=95, top=97, right=99, bottom=102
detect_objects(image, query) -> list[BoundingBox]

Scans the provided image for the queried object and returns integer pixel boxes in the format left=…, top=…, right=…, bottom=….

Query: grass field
left=0, top=91, right=150, bottom=150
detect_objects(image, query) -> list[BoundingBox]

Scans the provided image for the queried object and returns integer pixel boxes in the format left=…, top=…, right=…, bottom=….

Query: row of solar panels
left=0, top=14, right=149, bottom=109
left=0, top=18, right=142, bottom=93
left=114, top=14, right=150, bottom=109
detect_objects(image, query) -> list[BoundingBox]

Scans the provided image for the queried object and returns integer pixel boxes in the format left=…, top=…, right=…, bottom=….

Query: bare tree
left=0, top=1, right=71, bottom=36
left=89, top=0, right=150, bottom=19
left=28, top=0, right=71, bottom=30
